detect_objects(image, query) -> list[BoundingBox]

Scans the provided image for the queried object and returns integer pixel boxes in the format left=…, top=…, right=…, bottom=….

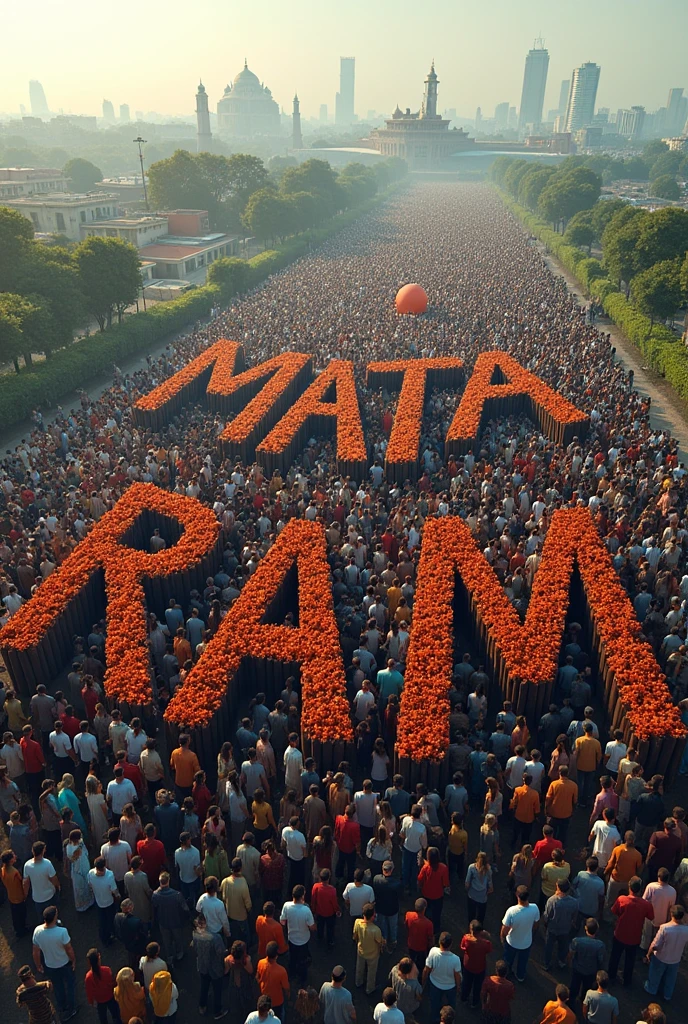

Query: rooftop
left=138, top=243, right=207, bottom=259
left=4, top=191, right=119, bottom=205
left=88, top=216, right=167, bottom=228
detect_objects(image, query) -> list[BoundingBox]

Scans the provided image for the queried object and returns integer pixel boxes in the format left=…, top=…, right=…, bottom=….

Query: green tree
left=0, top=205, right=34, bottom=286
left=219, top=154, right=270, bottom=227
left=564, top=210, right=595, bottom=252
left=489, top=156, right=515, bottom=187
left=287, top=191, right=320, bottom=230
left=206, top=256, right=251, bottom=299
left=502, top=160, right=530, bottom=199
left=0, top=292, right=52, bottom=371
left=651, top=175, right=681, bottom=201
left=281, top=159, right=343, bottom=215
left=74, top=236, right=141, bottom=330
left=642, top=140, right=669, bottom=163
left=538, top=166, right=601, bottom=230
left=14, top=245, right=85, bottom=351
left=649, top=151, right=682, bottom=181
left=242, top=189, right=292, bottom=245
left=630, top=259, right=683, bottom=330
left=267, top=155, right=298, bottom=179
left=338, top=164, right=378, bottom=206
left=590, top=199, right=628, bottom=242
left=517, top=166, right=556, bottom=211
left=63, top=157, right=103, bottom=192
left=601, top=207, right=647, bottom=292
left=633, top=207, right=688, bottom=274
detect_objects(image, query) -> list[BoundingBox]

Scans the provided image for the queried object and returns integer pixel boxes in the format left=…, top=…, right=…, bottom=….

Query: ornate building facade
left=371, top=63, right=474, bottom=169
left=216, top=60, right=281, bottom=138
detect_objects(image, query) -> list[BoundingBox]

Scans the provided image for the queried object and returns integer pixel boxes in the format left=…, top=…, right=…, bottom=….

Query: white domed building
left=216, top=60, right=281, bottom=138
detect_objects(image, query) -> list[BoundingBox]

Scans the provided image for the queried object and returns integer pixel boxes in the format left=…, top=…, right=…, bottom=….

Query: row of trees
left=0, top=207, right=141, bottom=369
left=147, top=150, right=407, bottom=236
left=492, top=155, right=688, bottom=332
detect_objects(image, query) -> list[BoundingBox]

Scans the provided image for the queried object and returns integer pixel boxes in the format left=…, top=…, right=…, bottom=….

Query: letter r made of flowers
left=165, top=519, right=352, bottom=744
left=397, top=508, right=682, bottom=764
left=0, top=484, right=219, bottom=706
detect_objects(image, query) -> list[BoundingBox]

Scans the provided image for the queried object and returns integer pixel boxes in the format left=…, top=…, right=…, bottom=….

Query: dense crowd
left=2, top=182, right=688, bottom=1024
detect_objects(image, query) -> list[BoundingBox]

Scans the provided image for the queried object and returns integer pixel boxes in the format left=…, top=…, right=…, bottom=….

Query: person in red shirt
left=84, top=947, right=118, bottom=1022
left=60, top=706, right=81, bottom=742
left=193, top=770, right=213, bottom=824
left=608, top=875, right=655, bottom=987
left=136, top=823, right=167, bottom=887
left=20, top=724, right=46, bottom=811
left=405, top=897, right=434, bottom=973
left=481, top=960, right=515, bottom=1022
left=533, top=825, right=563, bottom=872
left=310, top=867, right=341, bottom=948
left=417, top=847, right=450, bottom=935
left=461, top=919, right=493, bottom=1008
left=334, top=805, right=360, bottom=884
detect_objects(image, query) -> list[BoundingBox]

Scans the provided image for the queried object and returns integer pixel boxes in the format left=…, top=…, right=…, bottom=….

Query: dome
left=233, top=61, right=261, bottom=91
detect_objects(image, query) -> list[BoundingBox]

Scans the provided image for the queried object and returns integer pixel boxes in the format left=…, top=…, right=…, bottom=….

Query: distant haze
left=3, top=0, right=686, bottom=119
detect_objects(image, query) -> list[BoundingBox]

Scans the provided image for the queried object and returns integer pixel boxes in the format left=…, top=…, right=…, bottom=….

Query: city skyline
left=3, top=0, right=687, bottom=122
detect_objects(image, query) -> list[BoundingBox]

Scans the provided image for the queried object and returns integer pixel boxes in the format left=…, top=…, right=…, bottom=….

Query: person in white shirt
left=604, top=731, right=628, bottom=779
left=399, top=806, right=427, bottom=890
left=281, top=816, right=308, bottom=888
left=504, top=748, right=527, bottom=793
left=196, top=877, right=230, bottom=937
left=245, top=995, right=277, bottom=1024
left=422, top=932, right=462, bottom=1019
left=588, top=808, right=621, bottom=870
left=1, top=731, right=25, bottom=780
left=125, top=719, right=148, bottom=765
left=49, top=722, right=74, bottom=778
left=32, top=905, right=76, bottom=1019
left=280, top=884, right=315, bottom=987
left=23, top=841, right=60, bottom=914
left=343, top=870, right=375, bottom=918
left=354, top=681, right=375, bottom=722
left=373, top=988, right=405, bottom=1024
left=73, top=723, right=99, bottom=769
left=283, top=734, right=304, bottom=794
left=524, top=751, right=546, bottom=793
left=100, top=828, right=132, bottom=892
left=106, top=769, right=138, bottom=816
left=88, top=856, right=120, bottom=944
left=174, top=831, right=202, bottom=909
left=500, top=886, right=540, bottom=982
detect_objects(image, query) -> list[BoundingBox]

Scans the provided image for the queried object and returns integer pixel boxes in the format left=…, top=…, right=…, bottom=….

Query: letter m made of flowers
left=396, top=509, right=682, bottom=765
left=0, top=484, right=219, bottom=705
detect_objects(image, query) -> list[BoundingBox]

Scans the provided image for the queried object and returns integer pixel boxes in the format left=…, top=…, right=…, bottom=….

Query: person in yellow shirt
left=447, top=812, right=468, bottom=881
left=574, top=723, right=601, bottom=807
left=353, top=903, right=383, bottom=995
left=539, top=848, right=571, bottom=912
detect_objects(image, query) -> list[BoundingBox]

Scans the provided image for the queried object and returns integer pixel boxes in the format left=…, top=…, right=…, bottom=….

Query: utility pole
left=134, top=136, right=148, bottom=210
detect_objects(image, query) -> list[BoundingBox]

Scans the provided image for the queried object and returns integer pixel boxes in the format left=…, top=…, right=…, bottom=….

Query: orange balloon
left=395, top=283, right=428, bottom=315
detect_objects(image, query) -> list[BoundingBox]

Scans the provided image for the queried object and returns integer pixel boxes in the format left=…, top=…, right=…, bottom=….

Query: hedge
left=497, top=188, right=688, bottom=404
left=0, top=186, right=400, bottom=433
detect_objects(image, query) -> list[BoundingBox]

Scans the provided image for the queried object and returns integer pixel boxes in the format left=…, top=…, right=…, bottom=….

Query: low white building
left=0, top=167, right=69, bottom=199
left=3, top=192, right=119, bottom=240
left=81, top=215, right=169, bottom=247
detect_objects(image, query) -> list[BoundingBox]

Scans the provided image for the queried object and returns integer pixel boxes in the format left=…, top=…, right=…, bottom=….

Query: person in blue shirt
left=186, top=608, right=206, bottom=653
left=236, top=719, right=258, bottom=759
left=250, top=694, right=270, bottom=734
left=384, top=776, right=411, bottom=820
left=469, top=743, right=488, bottom=799
left=154, top=790, right=181, bottom=858
left=164, top=599, right=185, bottom=635
left=376, top=659, right=404, bottom=711
left=488, top=724, right=512, bottom=769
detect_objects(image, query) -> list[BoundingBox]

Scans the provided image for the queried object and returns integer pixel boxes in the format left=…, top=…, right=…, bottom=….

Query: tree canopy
left=63, top=157, right=103, bottom=193
left=74, top=236, right=141, bottom=331
left=650, top=175, right=681, bottom=201
left=630, top=258, right=683, bottom=328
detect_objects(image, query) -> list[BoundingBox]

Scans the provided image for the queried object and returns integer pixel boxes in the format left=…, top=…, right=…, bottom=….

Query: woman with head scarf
left=149, top=970, right=178, bottom=1024
left=57, top=773, right=87, bottom=832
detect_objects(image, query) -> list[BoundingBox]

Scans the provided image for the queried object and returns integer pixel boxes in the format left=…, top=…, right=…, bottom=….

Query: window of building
left=30, top=212, right=40, bottom=228
left=80, top=211, right=86, bottom=222
left=56, top=213, right=66, bottom=231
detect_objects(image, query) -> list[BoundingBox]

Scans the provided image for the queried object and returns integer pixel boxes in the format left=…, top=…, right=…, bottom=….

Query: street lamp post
left=134, top=136, right=148, bottom=210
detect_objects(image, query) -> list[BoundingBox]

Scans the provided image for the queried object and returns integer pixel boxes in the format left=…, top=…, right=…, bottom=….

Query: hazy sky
left=4, top=0, right=687, bottom=121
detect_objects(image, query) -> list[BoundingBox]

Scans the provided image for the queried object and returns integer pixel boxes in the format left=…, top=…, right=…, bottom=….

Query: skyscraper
left=119, top=104, right=130, bottom=122
left=319, top=104, right=328, bottom=122
left=292, top=93, right=303, bottom=149
left=494, top=102, right=509, bottom=131
left=666, top=88, right=687, bottom=135
left=335, top=57, right=355, bottom=125
left=102, top=99, right=116, bottom=123
left=195, top=82, right=212, bottom=153
left=558, top=80, right=570, bottom=115
left=565, top=62, right=601, bottom=132
left=518, top=39, right=549, bottom=132
left=29, top=80, right=49, bottom=118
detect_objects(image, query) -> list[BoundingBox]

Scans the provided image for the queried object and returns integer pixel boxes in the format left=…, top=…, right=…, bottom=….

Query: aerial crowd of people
left=1, top=182, right=688, bottom=1024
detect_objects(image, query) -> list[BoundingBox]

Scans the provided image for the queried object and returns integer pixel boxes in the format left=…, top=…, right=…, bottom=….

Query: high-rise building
left=335, top=57, right=355, bottom=125
left=565, top=62, right=601, bottom=132
left=29, top=80, right=49, bottom=118
left=292, top=93, right=303, bottom=149
left=195, top=82, right=212, bottom=152
left=616, top=106, right=645, bottom=139
left=558, top=79, right=570, bottom=115
left=518, top=39, right=549, bottom=132
left=475, top=106, right=482, bottom=131
left=508, top=106, right=518, bottom=130
left=494, top=102, right=509, bottom=131
left=119, top=104, right=130, bottom=122
left=102, top=99, right=116, bottom=123
left=319, top=103, right=328, bottom=122
left=666, top=88, right=687, bottom=135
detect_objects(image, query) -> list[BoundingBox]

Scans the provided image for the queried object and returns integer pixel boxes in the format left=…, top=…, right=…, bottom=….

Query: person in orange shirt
left=510, top=774, right=541, bottom=848
left=1, top=849, right=27, bottom=937
left=255, top=940, right=290, bottom=1020
left=255, top=901, right=289, bottom=958
left=574, top=724, right=602, bottom=807
left=538, top=983, right=576, bottom=1024
left=604, top=830, right=644, bottom=911
left=169, top=733, right=200, bottom=802
left=545, top=767, right=578, bottom=844
left=173, top=628, right=192, bottom=667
